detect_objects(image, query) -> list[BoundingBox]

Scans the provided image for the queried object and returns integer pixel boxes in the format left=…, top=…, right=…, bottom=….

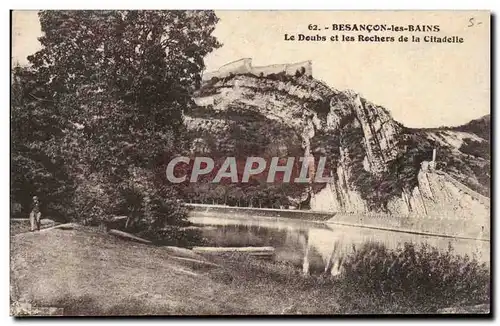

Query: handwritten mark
left=468, top=18, right=483, bottom=27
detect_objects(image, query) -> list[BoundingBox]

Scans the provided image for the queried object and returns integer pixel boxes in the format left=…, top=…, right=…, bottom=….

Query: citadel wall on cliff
left=202, top=58, right=313, bottom=81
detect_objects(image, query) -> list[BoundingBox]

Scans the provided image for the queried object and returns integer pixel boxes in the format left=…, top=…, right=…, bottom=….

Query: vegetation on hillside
left=407, top=115, right=491, bottom=197
left=451, top=115, right=491, bottom=141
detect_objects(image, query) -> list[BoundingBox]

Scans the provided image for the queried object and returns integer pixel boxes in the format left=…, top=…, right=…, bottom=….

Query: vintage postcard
left=10, top=10, right=490, bottom=316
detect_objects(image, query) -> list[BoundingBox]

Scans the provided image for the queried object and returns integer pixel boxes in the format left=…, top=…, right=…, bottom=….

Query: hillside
left=180, top=69, right=490, bottom=222
left=410, top=114, right=490, bottom=197
left=450, top=115, right=491, bottom=141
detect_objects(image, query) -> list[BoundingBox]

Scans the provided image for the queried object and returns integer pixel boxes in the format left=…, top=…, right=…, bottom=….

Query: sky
left=12, top=10, right=490, bottom=128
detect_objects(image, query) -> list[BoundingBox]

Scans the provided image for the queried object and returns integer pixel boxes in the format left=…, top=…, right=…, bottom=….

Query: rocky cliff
left=184, top=71, right=490, bottom=224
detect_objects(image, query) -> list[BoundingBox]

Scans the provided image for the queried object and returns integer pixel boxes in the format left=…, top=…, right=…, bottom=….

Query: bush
left=72, top=176, right=116, bottom=226
left=142, top=190, right=189, bottom=230
left=294, top=67, right=307, bottom=78
left=337, top=242, right=490, bottom=312
left=71, top=170, right=190, bottom=241
left=112, top=183, right=188, bottom=231
left=11, top=201, right=23, bottom=219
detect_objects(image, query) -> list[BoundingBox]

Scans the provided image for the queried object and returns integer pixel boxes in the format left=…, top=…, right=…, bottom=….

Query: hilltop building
left=202, top=58, right=312, bottom=81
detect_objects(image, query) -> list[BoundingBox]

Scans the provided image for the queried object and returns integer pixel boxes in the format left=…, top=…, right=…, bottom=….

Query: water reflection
left=189, top=215, right=490, bottom=276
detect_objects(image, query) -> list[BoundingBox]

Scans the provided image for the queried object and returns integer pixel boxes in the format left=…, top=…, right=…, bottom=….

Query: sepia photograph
left=10, top=10, right=491, bottom=316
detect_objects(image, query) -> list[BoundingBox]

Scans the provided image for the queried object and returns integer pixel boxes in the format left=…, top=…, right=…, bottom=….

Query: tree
left=27, top=10, right=220, bottom=168
left=11, top=65, right=76, bottom=221
left=12, top=10, right=221, bottom=228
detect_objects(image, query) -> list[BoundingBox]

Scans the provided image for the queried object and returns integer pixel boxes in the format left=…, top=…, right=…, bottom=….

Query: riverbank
left=10, top=225, right=489, bottom=315
left=10, top=225, right=341, bottom=315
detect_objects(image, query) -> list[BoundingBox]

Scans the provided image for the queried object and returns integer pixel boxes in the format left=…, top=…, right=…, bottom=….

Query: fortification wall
left=202, top=58, right=252, bottom=81
left=252, top=64, right=288, bottom=76
left=202, top=58, right=313, bottom=81
left=218, top=58, right=252, bottom=76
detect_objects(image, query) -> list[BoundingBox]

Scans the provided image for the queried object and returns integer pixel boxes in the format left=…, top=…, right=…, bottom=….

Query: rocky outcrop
left=188, top=69, right=490, bottom=227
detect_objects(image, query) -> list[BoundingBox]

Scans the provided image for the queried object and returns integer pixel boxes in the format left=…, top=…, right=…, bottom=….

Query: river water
left=188, top=214, right=490, bottom=275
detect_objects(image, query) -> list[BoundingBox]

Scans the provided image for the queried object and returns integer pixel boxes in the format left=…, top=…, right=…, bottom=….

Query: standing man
left=29, top=196, right=41, bottom=232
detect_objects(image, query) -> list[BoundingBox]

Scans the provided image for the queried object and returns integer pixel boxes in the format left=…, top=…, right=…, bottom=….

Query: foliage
left=72, top=173, right=116, bottom=225
left=451, top=115, right=490, bottom=141
left=294, top=66, right=306, bottom=77
left=338, top=242, right=490, bottom=312
left=11, top=66, right=76, bottom=221
left=29, top=10, right=220, bottom=101
left=180, top=103, right=310, bottom=208
left=459, top=138, right=490, bottom=160
left=11, top=10, right=221, bottom=231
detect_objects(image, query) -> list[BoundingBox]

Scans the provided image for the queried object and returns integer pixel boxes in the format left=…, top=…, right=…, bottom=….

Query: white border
left=1, top=1, right=497, bottom=325
left=2, top=0, right=499, bottom=10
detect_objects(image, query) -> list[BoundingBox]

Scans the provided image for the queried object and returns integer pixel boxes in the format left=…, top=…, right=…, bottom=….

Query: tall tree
left=28, top=10, right=220, bottom=167
left=11, top=65, right=76, bottom=220
left=12, top=10, right=221, bottom=226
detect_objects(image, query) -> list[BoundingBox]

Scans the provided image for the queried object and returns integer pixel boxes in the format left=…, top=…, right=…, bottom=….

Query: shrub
left=294, top=67, right=307, bottom=78
left=267, top=73, right=277, bottom=80
left=112, top=185, right=189, bottom=232
left=337, top=242, right=490, bottom=312
left=72, top=175, right=116, bottom=226
left=11, top=201, right=23, bottom=219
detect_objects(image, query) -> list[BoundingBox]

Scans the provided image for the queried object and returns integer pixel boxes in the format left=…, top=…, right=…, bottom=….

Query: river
left=188, top=214, right=490, bottom=275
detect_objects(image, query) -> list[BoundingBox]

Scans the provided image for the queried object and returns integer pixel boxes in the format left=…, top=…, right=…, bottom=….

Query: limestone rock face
left=188, top=71, right=490, bottom=222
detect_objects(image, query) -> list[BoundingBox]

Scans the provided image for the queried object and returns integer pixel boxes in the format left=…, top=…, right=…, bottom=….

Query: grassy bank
left=10, top=219, right=57, bottom=236
left=10, top=226, right=490, bottom=315
left=11, top=226, right=340, bottom=315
